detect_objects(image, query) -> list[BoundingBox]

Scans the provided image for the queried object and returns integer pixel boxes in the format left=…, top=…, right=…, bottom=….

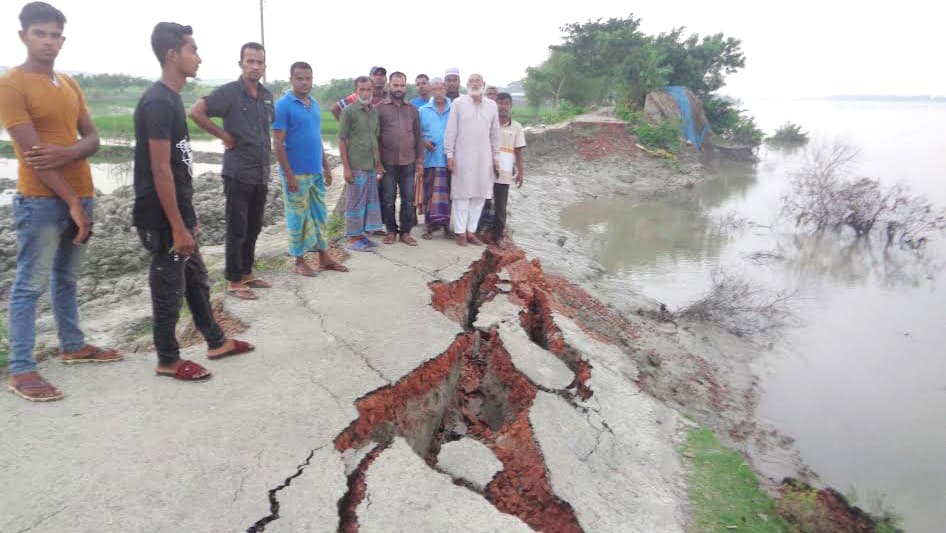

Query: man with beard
left=332, top=65, right=387, bottom=121
left=444, top=67, right=461, bottom=101
left=189, top=42, right=274, bottom=300
left=443, top=73, right=500, bottom=247
left=1, top=2, right=121, bottom=401
left=272, top=62, right=348, bottom=276
left=134, top=22, right=254, bottom=382
left=376, top=71, right=424, bottom=245
left=339, top=76, right=385, bottom=251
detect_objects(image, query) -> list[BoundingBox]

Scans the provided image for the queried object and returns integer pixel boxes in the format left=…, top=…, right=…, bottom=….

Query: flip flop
left=60, top=345, right=123, bottom=364
left=155, top=360, right=212, bottom=381
left=207, top=339, right=255, bottom=360
left=348, top=239, right=373, bottom=252
left=8, top=377, right=64, bottom=402
left=243, top=278, right=272, bottom=289
left=421, top=232, right=434, bottom=240
left=227, top=286, right=258, bottom=300
left=360, top=236, right=378, bottom=248
left=321, top=261, right=349, bottom=272
left=293, top=264, right=318, bottom=277
left=383, top=232, right=397, bottom=245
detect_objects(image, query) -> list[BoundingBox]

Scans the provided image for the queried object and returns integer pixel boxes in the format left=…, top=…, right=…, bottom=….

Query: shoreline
left=0, top=117, right=894, bottom=531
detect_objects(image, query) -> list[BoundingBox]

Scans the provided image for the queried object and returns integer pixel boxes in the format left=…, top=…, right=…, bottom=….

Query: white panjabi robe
left=444, top=95, right=500, bottom=200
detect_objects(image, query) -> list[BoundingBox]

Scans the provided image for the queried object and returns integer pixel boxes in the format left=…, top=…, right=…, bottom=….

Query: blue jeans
left=7, top=194, right=93, bottom=375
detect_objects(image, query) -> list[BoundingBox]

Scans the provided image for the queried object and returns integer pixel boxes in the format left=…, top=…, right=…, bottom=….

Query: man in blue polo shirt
left=272, top=61, right=348, bottom=276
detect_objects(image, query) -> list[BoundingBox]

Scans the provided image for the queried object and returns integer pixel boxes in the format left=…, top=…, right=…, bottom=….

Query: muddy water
left=560, top=100, right=946, bottom=532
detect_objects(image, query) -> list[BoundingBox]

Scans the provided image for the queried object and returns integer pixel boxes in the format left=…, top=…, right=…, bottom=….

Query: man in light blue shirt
left=418, top=78, right=452, bottom=239
left=410, top=73, right=430, bottom=108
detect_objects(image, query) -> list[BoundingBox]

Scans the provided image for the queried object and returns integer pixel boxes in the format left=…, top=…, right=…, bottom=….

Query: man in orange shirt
left=0, top=2, right=121, bottom=402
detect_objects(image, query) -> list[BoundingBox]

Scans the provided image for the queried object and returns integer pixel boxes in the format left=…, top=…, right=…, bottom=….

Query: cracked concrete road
left=0, top=230, right=689, bottom=532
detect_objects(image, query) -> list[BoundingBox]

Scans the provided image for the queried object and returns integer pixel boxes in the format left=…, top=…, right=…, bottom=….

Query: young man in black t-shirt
left=133, top=22, right=254, bottom=381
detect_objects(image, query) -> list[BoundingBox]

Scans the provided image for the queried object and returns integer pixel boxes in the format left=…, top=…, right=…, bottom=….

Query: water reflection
left=774, top=232, right=943, bottom=289
left=560, top=156, right=758, bottom=273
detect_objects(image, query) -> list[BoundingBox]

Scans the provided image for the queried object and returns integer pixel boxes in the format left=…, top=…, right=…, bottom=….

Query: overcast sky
left=1, top=0, right=942, bottom=99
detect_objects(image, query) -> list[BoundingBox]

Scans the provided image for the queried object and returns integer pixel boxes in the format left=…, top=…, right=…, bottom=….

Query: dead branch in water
left=675, top=271, right=798, bottom=339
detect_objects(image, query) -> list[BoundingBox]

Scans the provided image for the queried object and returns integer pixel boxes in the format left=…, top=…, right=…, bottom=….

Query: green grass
left=0, top=314, right=9, bottom=370
left=90, top=111, right=339, bottom=141
left=682, top=427, right=790, bottom=533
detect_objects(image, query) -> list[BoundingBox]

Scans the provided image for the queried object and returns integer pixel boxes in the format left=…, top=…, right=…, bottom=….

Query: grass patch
left=325, top=212, right=345, bottom=241
left=0, top=313, right=9, bottom=370
left=682, top=427, right=790, bottom=532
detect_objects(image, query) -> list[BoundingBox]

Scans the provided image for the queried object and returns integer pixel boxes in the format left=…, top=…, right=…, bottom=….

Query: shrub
left=767, top=122, right=809, bottom=145
left=635, top=119, right=682, bottom=152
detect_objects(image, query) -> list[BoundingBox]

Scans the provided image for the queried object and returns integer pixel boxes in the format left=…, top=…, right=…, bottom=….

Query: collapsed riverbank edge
left=0, top=117, right=900, bottom=532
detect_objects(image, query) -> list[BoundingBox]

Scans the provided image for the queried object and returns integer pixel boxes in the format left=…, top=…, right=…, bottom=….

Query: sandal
left=348, top=239, right=373, bottom=252
left=156, top=360, right=212, bottom=381
left=8, top=373, right=64, bottom=402
left=383, top=232, right=397, bottom=245
left=361, top=236, right=378, bottom=248
left=400, top=234, right=418, bottom=246
left=421, top=232, right=433, bottom=240
left=208, top=339, right=255, bottom=360
left=293, top=264, right=318, bottom=277
left=227, top=285, right=258, bottom=300
left=320, top=261, right=349, bottom=272
left=243, top=278, right=272, bottom=289
left=61, top=345, right=122, bottom=364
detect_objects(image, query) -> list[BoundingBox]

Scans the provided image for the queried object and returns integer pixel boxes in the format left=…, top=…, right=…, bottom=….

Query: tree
left=525, top=50, right=580, bottom=109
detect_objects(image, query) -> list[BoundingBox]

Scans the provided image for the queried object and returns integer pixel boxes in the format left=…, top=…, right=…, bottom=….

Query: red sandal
left=207, top=339, right=255, bottom=360
left=156, top=360, right=212, bottom=381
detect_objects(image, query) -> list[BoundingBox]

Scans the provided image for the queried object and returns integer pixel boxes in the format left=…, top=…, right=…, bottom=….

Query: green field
left=90, top=111, right=339, bottom=141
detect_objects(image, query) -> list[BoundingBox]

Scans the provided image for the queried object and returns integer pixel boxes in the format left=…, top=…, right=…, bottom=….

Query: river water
left=560, top=99, right=946, bottom=532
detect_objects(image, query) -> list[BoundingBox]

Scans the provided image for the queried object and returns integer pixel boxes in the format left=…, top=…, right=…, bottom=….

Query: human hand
left=68, top=202, right=92, bottom=245
left=171, top=227, right=196, bottom=257
left=344, top=168, right=354, bottom=184
left=447, top=158, right=454, bottom=172
left=24, top=144, right=75, bottom=170
left=324, top=168, right=333, bottom=187
left=221, top=132, right=235, bottom=150
left=286, top=173, right=299, bottom=192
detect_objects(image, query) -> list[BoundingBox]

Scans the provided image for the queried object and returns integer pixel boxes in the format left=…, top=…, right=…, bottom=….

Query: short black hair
left=497, top=92, right=513, bottom=103
left=389, top=71, right=406, bottom=82
left=151, top=22, right=193, bottom=67
left=354, top=76, right=371, bottom=88
left=240, top=42, right=264, bottom=62
left=415, top=74, right=429, bottom=82
left=19, top=2, right=65, bottom=31
left=289, top=62, right=312, bottom=77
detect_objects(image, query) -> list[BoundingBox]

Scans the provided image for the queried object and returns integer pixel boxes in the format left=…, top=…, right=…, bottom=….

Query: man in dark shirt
left=133, top=22, right=253, bottom=382
left=376, top=71, right=424, bottom=246
left=189, top=42, right=274, bottom=300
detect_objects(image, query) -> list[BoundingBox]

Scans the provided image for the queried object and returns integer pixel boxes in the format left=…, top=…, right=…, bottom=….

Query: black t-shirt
left=132, top=81, right=197, bottom=230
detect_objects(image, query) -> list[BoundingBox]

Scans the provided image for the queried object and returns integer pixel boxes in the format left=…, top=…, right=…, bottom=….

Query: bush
left=635, top=119, right=682, bottom=152
left=767, top=122, right=809, bottom=145
left=676, top=270, right=796, bottom=339
left=703, top=95, right=763, bottom=147
left=549, top=100, right=586, bottom=123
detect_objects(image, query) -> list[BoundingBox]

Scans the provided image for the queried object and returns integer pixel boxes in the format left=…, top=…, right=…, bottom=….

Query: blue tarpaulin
left=665, top=86, right=708, bottom=149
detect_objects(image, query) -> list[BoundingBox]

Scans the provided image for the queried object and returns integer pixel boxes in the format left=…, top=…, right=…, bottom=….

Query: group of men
left=332, top=67, right=526, bottom=251
left=0, top=2, right=526, bottom=401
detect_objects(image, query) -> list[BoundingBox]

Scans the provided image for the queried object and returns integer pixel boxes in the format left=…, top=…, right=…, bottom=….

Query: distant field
left=90, top=111, right=339, bottom=140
